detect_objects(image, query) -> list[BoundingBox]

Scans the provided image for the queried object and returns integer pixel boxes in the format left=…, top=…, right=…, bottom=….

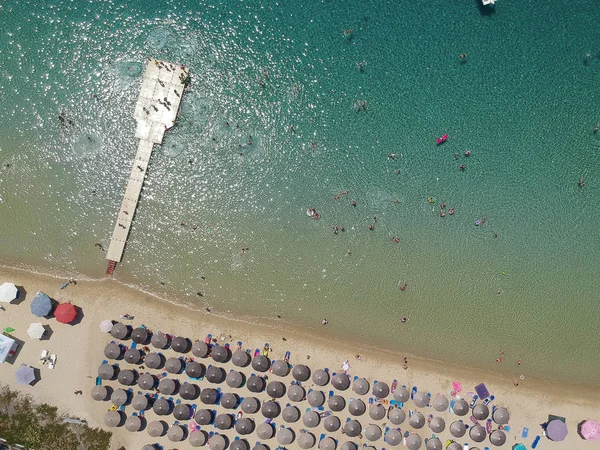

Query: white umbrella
left=0, top=282, right=18, bottom=303
left=100, top=320, right=113, bottom=333
left=27, top=323, right=45, bottom=340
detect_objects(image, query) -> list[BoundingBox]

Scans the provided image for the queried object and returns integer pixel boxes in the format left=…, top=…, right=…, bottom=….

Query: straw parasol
left=344, top=420, right=362, bottom=437
left=394, top=386, right=410, bottom=403
left=429, top=416, right=445, bottom=433
left=385, top=429, right=402, bottom=446
left=201, top=388, right=218, bottom=404
left=144, top=352, right=162, bottom=369
left=151, top=332, right=169, bottom=349
left=189, top=430, right=208, bottom=447
left=349, top=398, right=366, bottom=416
left=215, top=413, right=233, bottom=430
left=283, top=405, right=300, bottom=423
left=453, top=398, right=469, bottom=416
left=405, top=434, right=422, bottom=450
left=147, top=420, right=166, bottom=437
left=171, top=336, right=189, bottom=353
left=99, top=319, right=113, bottom=333
left=372, top=381, right=390, bottom=398
left=324, top=415, right=341, bottom=432
left=232, top=349, right=250, bottom=367
left=340, top=443, right=357, bottom=450
left=277, top=428, right=295, bottom=445
left=319, top=437, right=336, bottom=450
left=179, top=382, right=198, bottom=400
left=247, top=375, right=265, bottom=393
left=272, top=359, right=290, bottom=376
left=152, top=397, right=171, bottom=415
left=220, top=392, right=239, bottom=409
left=329, top=395, right=346, bottom=412
left=389, top=407, right=406, bottom=425
left=252, top=354, right=270, bottom=372
left=132, top=394, right=149, bottom=411
left=470, top=425, right=486, bottom=442
left=235, top=417, right=254, bottom=435
left=192, top=340, right=210, bottom=357
left=292, top=364, right=311, bottom=381
left=211, top=345, right=230, bottom=363
left=256, top=423, right=274, bottom=439
left=194, top=409, right=213, bottom=425
left=240, top=396, right=260, bottom=413
left=432, top=394, right=449, bottom=412
left=124, top=348, right=141, bottom=364
left=490, top=429, right=507, bottom=446
left=261, top=401, right=280, bottom=418
left=303, top=410, right=321, bottom=428
left=579, top=420, right=600, bottom=441
left=409, top=411, right=425, bottom=429
left=111, top=322, right=129, bottom=339
left=288, top=384, right=305, bottom=402
left=158, top=377, right=177, bottom=395
left=332, top=373, right=350, bottom=390
left=208, top=435, right=226, bottom=450
left=185, top=361, right=205, bottom=379
left=226, top=370, right=244, bottom=388
left=165, top=357, right=182, bottom=374
left=104, top=343, right=121, bottom=359
left=369, top=403, right=386, bottom=420
left=173, top=403, right=192, bottom=420
left=493, top=407, right=510, bottom=424
left=307, top=390, right=325, bottom=407
left=352, top=377, right=369, bottom=395
left=111, top=388, right=128, bottom=406
left=167, top=424, right=184, bottom=442
left=413, top=391, right=429, bottom=407
left=365, top=424, right=382, bottom=441
left=104, top=410, right=122, bottom=427
left=98, top=363, right=115, bottom=380
left=299, top=432, right=316, bottom=449
left=267, top=381, right=286, bottom=398
left=137, top=373, right=156, bottom=390
left=91, top=385, right=108, bottom=401
left=131, top=327, right=148, bottom=344
left=206, top=365, right=225, bottom=383
left=231, top=440, right=250, bottom=450
left=312, top=369, right=329, bottom=386
left=27, top=323, right=45, bottom=340
left=473, top=403, right=489, bottom=420
left=450, top=421, right=467, bottom=438
left=125, top=415, right=142, bottom=432
left=0, top=282, right=18, bottom=303
left=30, top=292, right=52, bottom=317
left=425, top=437, right=442, bottom=450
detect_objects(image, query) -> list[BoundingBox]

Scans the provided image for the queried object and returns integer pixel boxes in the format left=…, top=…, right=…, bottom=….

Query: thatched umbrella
left=147, top=420, right=166, bottom=437
left=173, top=403, right=192, bottom=420
left=303, top=410, right=321, bottom=428
left=151, top=332, right=169, bottom=349
left=394, top=386, right=410, bottom=403
left=332, top=373, right=350, bottom=390
left=429, top=416, right=445, bottom=433
left=389, top=407, right=406, bottom=425
left=111, top=388, right=128, bottom=406
left=307, top=389, right=325, bottom=407
left=324, top=415, right=341, bottom=432
left=152, top=397, right=171, bottom=415
left=125, top=415, right=142, bottom=432
left=372, top=381, right=390, bottom=398
left=104, top=343, right=121, bottom=359
left=145, top=352, right=162, bottom=369
left=215, top=413, right=233, bottom=430
left=91, top=385, right=108, bottom=401
left=413, top=392, right=429, bottom=408
left=450, top=421, right=467, bottom=438
left=194, top=409, right=213, bottom=425
left=266, top=381, right=286, bottom=398
left=232, top=349, right=250, bottom=367
left=344, top=420, right=362, bottom=437
left=369, top=403, right=386, bottom=420
left=328, top=395, right=345, bottom=412
left=473, top=403, right=489, bottom=420
left=208, top=435, right=226, bottom=450
left=235, top=418, right=254, bottom=435
left=137, top=373, right=156, bottom=390
left=492, top=407, right=510, bottom=425
left=186, top=361, right=205, bottom=379
left=132, top=394, right=149, bottom=411
left=220, top=392, right=239, bottom=409
left=340, top=442, right=357, bottom=450
left=288, top=384, right=305, bottom=402
left=118, top=369, right=135, bottom=386
left=240, top=396, right=260, bottom=414
left=131, top=327, right=148, bottom=344
left=189, top=430, right=208, bottom=447
left=256, top=423, right=274, bottom=440
left=272, top=360, right=290, bottom=377
left=226, top=370, right=244, bottom=388
left=231, top=440, right=250, bottom=450
left=425, top=438, right=442, bottom=450
left=98, top=364, right=115, bottom=380
left=470, top=425, right=486, bottom=442
left=319, top=437, right=336, bottom=450
left=352, top=377, right=369, bottom=395
left=385, top=429, right=402, bottom=446
left=104, top=410, right=122, bottom=427
left=165, top=357, right=182, bottom=374
left=349, top=398, right=366, bottom=416
left=206, top=365, right=225, bottom=384
left=277, top=428, right=295, bottom=445
left=405, top=434, right=422, bottom=450
left=111, top=322, right=129, bottom=340
left=200, top=388, right=218, bottom=404
left=408, top=411, right=425, bottom=429
left=192, top=340, right=210, bottom=357
left=432, top=395, right=449, bottom=412
left=365, top=425, right=382, bottom=441
left=282, top=405, right=300, bottom=423
left=292, top=364, right=311, bottom=381
left=211, top=345, right=230, bottom=363
left=252, top=355, right=270, bottom=372
left=453, top=398, right=469, bottom=416
left=312, top=369, right=329, bottom=386
left=171, top=336, right=189, bottom=353
left=299, top=432, right=316, bottom=449
left=261, top=401, right=280, bottom=418
left=158, top=378, right=177, bottom=395
left=247, top=375, right=265, bottom=393
left=490, top=429, right=507, bottom=446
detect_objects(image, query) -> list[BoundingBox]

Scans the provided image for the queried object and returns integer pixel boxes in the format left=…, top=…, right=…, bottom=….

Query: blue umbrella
left=15, top=364, right=35, bottom=385
left=30, top=292, right=52, bottom=317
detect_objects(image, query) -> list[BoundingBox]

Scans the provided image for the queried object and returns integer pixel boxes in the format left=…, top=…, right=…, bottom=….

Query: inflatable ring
left=519, top=375, right=525, bottom=380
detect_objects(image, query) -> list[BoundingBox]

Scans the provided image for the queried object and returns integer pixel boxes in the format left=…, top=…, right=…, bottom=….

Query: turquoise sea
left=1, top=0, right=599, bottom=386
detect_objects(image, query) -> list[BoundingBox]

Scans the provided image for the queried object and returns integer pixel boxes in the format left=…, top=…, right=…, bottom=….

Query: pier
left=106, top=59, right=188, bottom=275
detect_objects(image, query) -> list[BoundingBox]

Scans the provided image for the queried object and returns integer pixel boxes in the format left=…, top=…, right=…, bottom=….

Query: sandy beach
left=0, top=264, right=598, bottom=450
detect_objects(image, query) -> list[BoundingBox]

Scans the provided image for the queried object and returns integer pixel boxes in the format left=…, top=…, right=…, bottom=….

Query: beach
left=0, top=265, right=598, bottom=449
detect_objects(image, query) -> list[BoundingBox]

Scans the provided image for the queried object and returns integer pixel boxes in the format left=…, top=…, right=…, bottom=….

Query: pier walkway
left=106, top=59, right=188, bottom=274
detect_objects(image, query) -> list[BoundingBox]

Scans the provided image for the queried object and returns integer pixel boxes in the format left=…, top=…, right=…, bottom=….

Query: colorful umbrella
left=55, top=303, right=77, bottom=324
left=513, top=445, right=527, bottom=450
left=579, top=420, right=600, bottom=441
left=546, top=419, right=568, bottom=441
left=30, top=292, right=52, bottom=317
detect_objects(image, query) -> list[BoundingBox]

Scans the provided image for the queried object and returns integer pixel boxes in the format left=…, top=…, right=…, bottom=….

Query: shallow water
left=1, top=0, right=600, bottom=386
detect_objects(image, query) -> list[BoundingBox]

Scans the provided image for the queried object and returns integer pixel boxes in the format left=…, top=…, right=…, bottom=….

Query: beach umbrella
left=261, top=401, right=280, bottom=418
left=118, top=369, right=135, bottom=385
left=91, top=385, right=108, bottom=401
left=221, top=392, right=238, bottom=409
left=369, top=403, right=386, bottom=420
left=153, top=397, right=171, bottom=415
left=394, top=386, right=410, bottom=403
left=201, top=387, right=218, bottom=404
left=432, top=395, right=449, bottom=412
left=447, top=444, right=462, bottom=450
left=235, top=418, right=254, bottom=435
left=312, top=368, right=329, bottom=386
left=365, top=425, right=382, bottom=441
left=167, top=425, right=184, bottom=442
left=144, top=352, right=162, bottom=369
left=352, top=377, right=370, bottom=395
left=267, top=381, right=286, bottom=398
left=292, top=364, right=311, bottom=381
left=189, top=430, right=208, bottom=447
left=142, top=443, right=155, bottom=449
left=332, top=373, right=350, bottom=390
left=132, top=394, right=149, bottom=411
left=215, top=413, right=233, bottom=430
left=329, top=395, right=346, bottom=412
left=185, top=361, right=205, bottom=378
left=344, top=420, right=362, bottom=437
left=179, top=382, right=198, bottom=400
left=413, top=391, right=429, bottom=407
left=111, top=322, right=129, bottom=340
left=131, top=327, right=148, bottom=344
left=165, top=357, right=182, bottom=374
left=429, top=416, right=445, bottom=433
left=546, top=420, right=568, bottom=441
left=100, top=319, right=113, bottom=333
left=205, top=365, right=224, bottom=383
left=124, top=348, right=141, bottom=364
left=303, top=410, right=321, bottom=428
left=409, top=411, right=425, bottom=429
left=453, top=398, right=470, bottom=416
left=579, top=420, right=600, bottom=440
left=513, top=445, right=527, bottom=450
left=257, top=423, right=274, bottom=439
left=277, top=428, right=295, bottom=445
left=158, top=378, right=177, bottom=395
left=104, top=410, right=122, bottom=428
left=241, top=396, right=260, bottom=413
left=173, top=403, right=192, bottom=420
left=30, top=292, right=52, bottom=317
left=125, top=415, right=142, bottom=432
left=226, top=370, right=244, bottom=388
left=307, top=389, right=326, bottom=406
left=349, top=398, right=366, bottom=416
left=111, top=388, right=128, bottom=406
left=389, top=407, right=406, bottom=425
left=247, top=375, right=265, bottom=393
left=0, top=282, right=17, bottom=303
left=372, top=381, right=390, bottom=398
left=283, top=405, right=300, bottom=423
left=406, top=434, right=422, bottom=450
left=319, top=437, right=336, bottom=450
left=137, top=373, right=156, bottom=390
left=299, top=432, right=316, bottom=449
left=231, top=440, right=250, bottom=450
left=211, top=345, right=230, bottom=363
left=450, top=421, right=467, bottom=438
left=54, top=303, right=76, bottom=323
left=194, top=409, right=213, bottom=425
left=473, top=404, right=489, bottom=420
left=288, top=384, right=305, bottom=402
left=324, top=415, right=341, bottom=432
left=385, top=429, right=402, bottom=446
left=27, top=322, right=45, bottom=340
left=272, top=359, right=290, bottom=376
left=232, top=349, right=250, bottom=367
left=253, top=444, right=268, bottom=450
left=171, top=336, right=189, bottom=353
left=151, top=332, right=169, bottom=349
left=340, top=442, right=357, bottom=450
left=147, top=420, right=166, bottom=437
left=493, top=407, right=510, bottom=424
left=192, top=340, right=210, bottom=357
left=208, top=435, right=226, bottom=450
left=425, top=438, right=442, bottom=450
left=470, top=425, right=486, bottom=442
left=98, top=364, right=114, bottom=380
left=490, top=429, right=507, bottom=446
left=252, top=354, right=270, bottom=372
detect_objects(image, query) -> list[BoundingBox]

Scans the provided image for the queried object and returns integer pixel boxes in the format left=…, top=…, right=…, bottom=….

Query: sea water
left=0, top=0, right=599, bottom=386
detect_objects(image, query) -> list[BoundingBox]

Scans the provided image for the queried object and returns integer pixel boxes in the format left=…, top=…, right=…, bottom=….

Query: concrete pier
left=106, top=59, right=188, bottom=274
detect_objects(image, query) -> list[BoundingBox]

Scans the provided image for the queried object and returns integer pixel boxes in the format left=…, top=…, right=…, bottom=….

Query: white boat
left=482, top=0, right=496, bottom=5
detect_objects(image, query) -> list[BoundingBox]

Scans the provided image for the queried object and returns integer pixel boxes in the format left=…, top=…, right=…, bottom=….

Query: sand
left=0, top=265, right=598, bottom=450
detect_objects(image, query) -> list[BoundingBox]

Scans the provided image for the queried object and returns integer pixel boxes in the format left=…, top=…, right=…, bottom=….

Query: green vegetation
left=0, top=384, right=111, bottom=450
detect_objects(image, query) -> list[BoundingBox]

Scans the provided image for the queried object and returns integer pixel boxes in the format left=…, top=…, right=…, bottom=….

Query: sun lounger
left=411, top=386, right=417, bottom=399
left=101, top=359, right=108, bottom=365
left=96, top=377, right=102, bottom=386
left=329, top=391, right=334, bottom=398
left=522, top=427, right=529, bottom=438
left=532, top=436, right=540, bottom=448
left=482, top=395, right=495, bottom=406
left=48, top=354, right=57, bottom=369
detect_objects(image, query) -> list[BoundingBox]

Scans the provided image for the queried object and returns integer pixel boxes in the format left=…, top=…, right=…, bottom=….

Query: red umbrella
left=55, top=303, right=77, bottom=324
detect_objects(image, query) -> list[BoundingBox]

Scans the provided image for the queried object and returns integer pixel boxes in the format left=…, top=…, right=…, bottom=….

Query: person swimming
left=449, top=208, right=455, bottom=215
left=465, top=150, right=471, bottom=157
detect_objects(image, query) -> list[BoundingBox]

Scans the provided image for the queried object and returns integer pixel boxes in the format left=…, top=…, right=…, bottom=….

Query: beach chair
left=324, top=368, right=329, bottom=373
left=369, top=398, right=374, bottom=405
left=411, top=386, right=417, bottom=399
left=175, top=399, right=181, bottom=405
left=95, top=377, right=102, bottom=386
left=319, top=434, right=326, bottom=442
left=139, top=409, right=145, bottom=416
left=131, top=342, right=137, bottom=349
left=119, top=405, right=125, bottom=411
left=329, top=391, right=334, bottom=398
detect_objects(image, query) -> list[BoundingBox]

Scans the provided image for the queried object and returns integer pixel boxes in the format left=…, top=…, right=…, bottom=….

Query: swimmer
left=400, top=283, right=407, bottom=291
left=454, top=153, right=459, bottom=160
left=440, top=210, right=445, bottom=217
left=400, top=316, right=407, bottom=323
left=465, top=150, right=471, bottom=157
left=459, top=53, right=468, bottom=59
left=441, top=203, right=446, bottom=209
left=322, top=319, right=329, bottom=325
left=578, top=176, right=585, bottom=187
left=496, top=358, right=504, bottom=363
left=594, top=123, right=599, bottom=133
left=449, top=208, right=455, bottom=215
left=344, top=28, right=353, bottom=36
left=388, top=153, right=397, bottom=159
left=427, top=197, right=435, bottom=203
left=333, top=225, right=339, bottom=234
left=475, top=220, right=481, bottom=226
left=460, top=164, right=466, bottom=171
left=368, top=224, right=374, bottom=230
left=392, top=236, right=400, bottom=243
left=351, top=200, right=357, bottom=207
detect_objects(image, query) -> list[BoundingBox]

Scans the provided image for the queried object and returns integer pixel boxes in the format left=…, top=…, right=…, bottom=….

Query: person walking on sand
left=342, top=359, right=351, bottom=374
